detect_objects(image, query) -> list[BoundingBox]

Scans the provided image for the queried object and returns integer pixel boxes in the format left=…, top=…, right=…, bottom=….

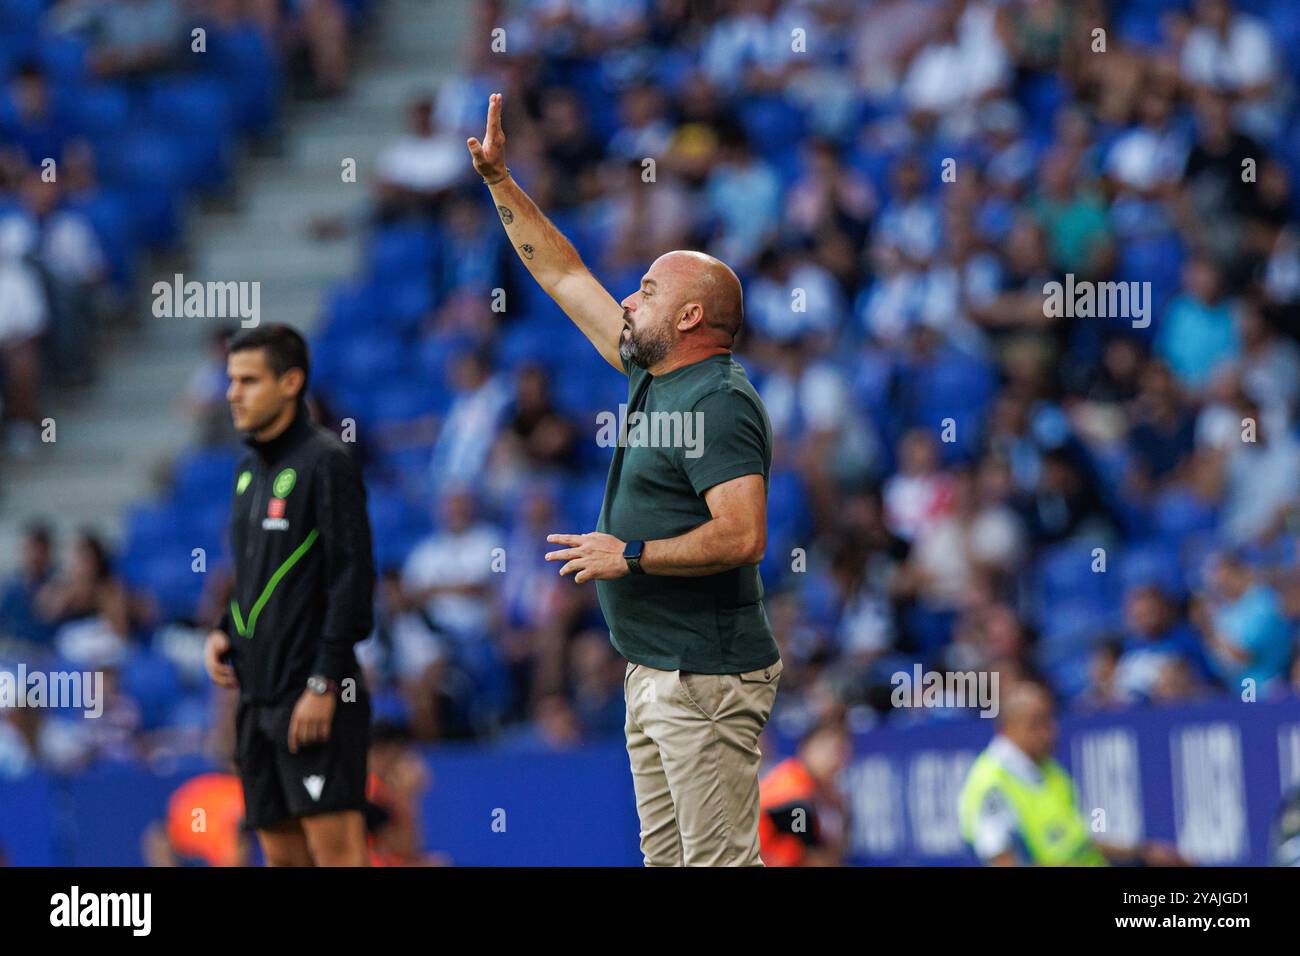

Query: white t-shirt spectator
left=1105, top=126, right=1190, bottom=192
left=901, top=2, right=1008, bottom=116
left=748, top=261, right=843, bottom=342
left=883, top=471, right=952, bottom=542
left=1223, top=422, right=1300, bottom=543
left=376, top=131, right=469, bottom=194
left=0, top=218, right=47, bottom=344
left=1180, top=14, right=1281, bottom=138
left=1181, top=14, right=1276, bottom=93
left=401, top=522, right=501, bottom=642
left=40, top=210, right=105, bottom=284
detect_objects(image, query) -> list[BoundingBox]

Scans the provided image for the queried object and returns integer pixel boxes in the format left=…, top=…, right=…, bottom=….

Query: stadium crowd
left=4, top=0, right=1300, bottom=777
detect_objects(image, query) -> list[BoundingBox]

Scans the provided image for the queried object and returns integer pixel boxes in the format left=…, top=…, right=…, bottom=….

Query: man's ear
left=677, top=303, right=705, bottom=332
left=280, top=367, right=306, bottom=400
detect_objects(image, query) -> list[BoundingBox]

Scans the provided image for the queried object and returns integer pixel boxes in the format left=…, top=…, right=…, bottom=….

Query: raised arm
left=467, top=92, right=625, bottom=372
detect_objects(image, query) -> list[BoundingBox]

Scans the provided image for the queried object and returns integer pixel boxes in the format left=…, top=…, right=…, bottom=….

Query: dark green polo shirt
left=595, top=353, right=779, bottom=674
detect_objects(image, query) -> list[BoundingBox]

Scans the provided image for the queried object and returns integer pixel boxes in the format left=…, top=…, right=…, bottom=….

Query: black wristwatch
left=306, top=675, right=338, bottom=696
left=623, top=539, right=646, bottom=575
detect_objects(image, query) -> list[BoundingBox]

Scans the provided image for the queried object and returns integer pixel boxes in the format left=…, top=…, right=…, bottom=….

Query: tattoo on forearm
left=497, top=205, right=514, bottom=224
left=520, top=243, right=535, bottom=259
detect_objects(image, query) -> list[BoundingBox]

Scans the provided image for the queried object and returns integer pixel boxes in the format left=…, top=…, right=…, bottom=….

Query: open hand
left=545, top=532, right=628, bottom=584
left=466, top=92, right=507, bottom=182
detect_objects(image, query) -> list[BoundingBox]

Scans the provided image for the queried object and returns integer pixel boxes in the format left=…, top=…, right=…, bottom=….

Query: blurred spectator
left=50, top=0, right=185, bottom=80
left=143, top=771, right=251, bottom=867
left=785, top=138, right=876, bottom=250
left=357, top=569, right=452, bottom=741
left=365, top=722, right=448, bottom=865
left=901, top=0, right=1009, bottom=137
left=401, top=490, right=502, bottom=649
left=1077, top=640, right=1127, bottom=710
left=600, top=160, right=694, bottom=272
left=2, top=61, right=75, bottom=167
left=1178, top=0, right=1282, bottom=140
left=1030, top=148, right=1112, bottom=278
left=0, top=523, right=58, bottom=648
left=281, top=0, right=353, bottom=96
left=1126, top=360, right=1197, bottom=498
left=184, top=325, right=240, bottom=446
left=1196, top=550, right=1293, bottom=693
left=0, top=169, right=108, bottom=389
left=1156, top=255, right=1240, bottom=392
left=883, top=429, right=953, bottom=543
left=0, top=216, right=47, bottom=455
left=759, top=720, right=851, bottom=866
left=704, top=128, right=781, bottom=269
left=429, top=349, right=512, bottom=491
left=375, top=96, right=472, bottom=223
left=1115, top=582, right=1212, bottom=701
left=1212, top=394, right=1300, bottom=544
left=487, top=364, right=579, bottom=496
left=1179, top=90, right=1267, bottom=270
left=537, top=88, right=605, bottom=208
left=567, top=630, right=624, bottom=737
left=34, top=532, right=147, bottom=667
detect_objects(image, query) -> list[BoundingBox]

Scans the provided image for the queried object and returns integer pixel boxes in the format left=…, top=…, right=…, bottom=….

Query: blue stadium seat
left=58, top=82, right=131, bottom=139
left=378, top=275, right=434, bottom=335
left=336, top=334, right=407, bottom=389
left=204, top=24, right=280, bottom=134
left=368, top=382, right=440, bottom=425
left=0, top=0, right=43, bottom=34
left=737, top=95, right=807, bottom=166
left=94, top=129, right=187, bottom=246
left=66, top=188, right=138, bottom=287
left=119, top=647, right=184, bottom=732
left=145, top=79, right=235, bottom=189
left=368, top=225, right=437, bottom=280
left=1033, top=542, right=1119, bottom=630
left=36, top=34, right=88, bottom=84
left=172, top=448, right=240, bottom=503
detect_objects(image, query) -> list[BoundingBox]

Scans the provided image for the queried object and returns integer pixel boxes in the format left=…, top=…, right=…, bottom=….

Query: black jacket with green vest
left=217, top=402, right=375, bottom=705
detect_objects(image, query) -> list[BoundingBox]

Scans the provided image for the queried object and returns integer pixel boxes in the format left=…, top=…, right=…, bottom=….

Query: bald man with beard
left=469, top=94, right=782, bottom=866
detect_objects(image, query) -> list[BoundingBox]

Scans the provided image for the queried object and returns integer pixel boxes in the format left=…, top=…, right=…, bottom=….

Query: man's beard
left=619, top=318, right=673, bottom=369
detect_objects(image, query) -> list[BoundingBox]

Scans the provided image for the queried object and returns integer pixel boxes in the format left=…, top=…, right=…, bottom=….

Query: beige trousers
left=623, top=659, right=782, bottom=866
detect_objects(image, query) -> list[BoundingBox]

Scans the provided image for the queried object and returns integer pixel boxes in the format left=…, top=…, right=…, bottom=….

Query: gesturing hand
left=545, top=532, right=628, bottom=584
left=466, top=92, right=507, bottom=183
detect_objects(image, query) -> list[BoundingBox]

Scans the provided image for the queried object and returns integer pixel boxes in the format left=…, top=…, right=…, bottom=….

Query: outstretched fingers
left=486, top=91, right=503, bottom=145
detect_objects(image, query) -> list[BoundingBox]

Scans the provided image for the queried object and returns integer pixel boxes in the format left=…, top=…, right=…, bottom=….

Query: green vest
left=958, top=748, right=1108, bottom=867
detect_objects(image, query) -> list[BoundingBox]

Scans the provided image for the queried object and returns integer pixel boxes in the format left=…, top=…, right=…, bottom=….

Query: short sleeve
left=680, top=389, right=768, bottom=496
left=970, top=786, right=1018, bottom=861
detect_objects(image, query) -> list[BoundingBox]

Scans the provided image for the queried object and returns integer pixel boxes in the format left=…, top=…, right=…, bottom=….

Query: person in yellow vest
left=958, top=682, right=1185, bottom=866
